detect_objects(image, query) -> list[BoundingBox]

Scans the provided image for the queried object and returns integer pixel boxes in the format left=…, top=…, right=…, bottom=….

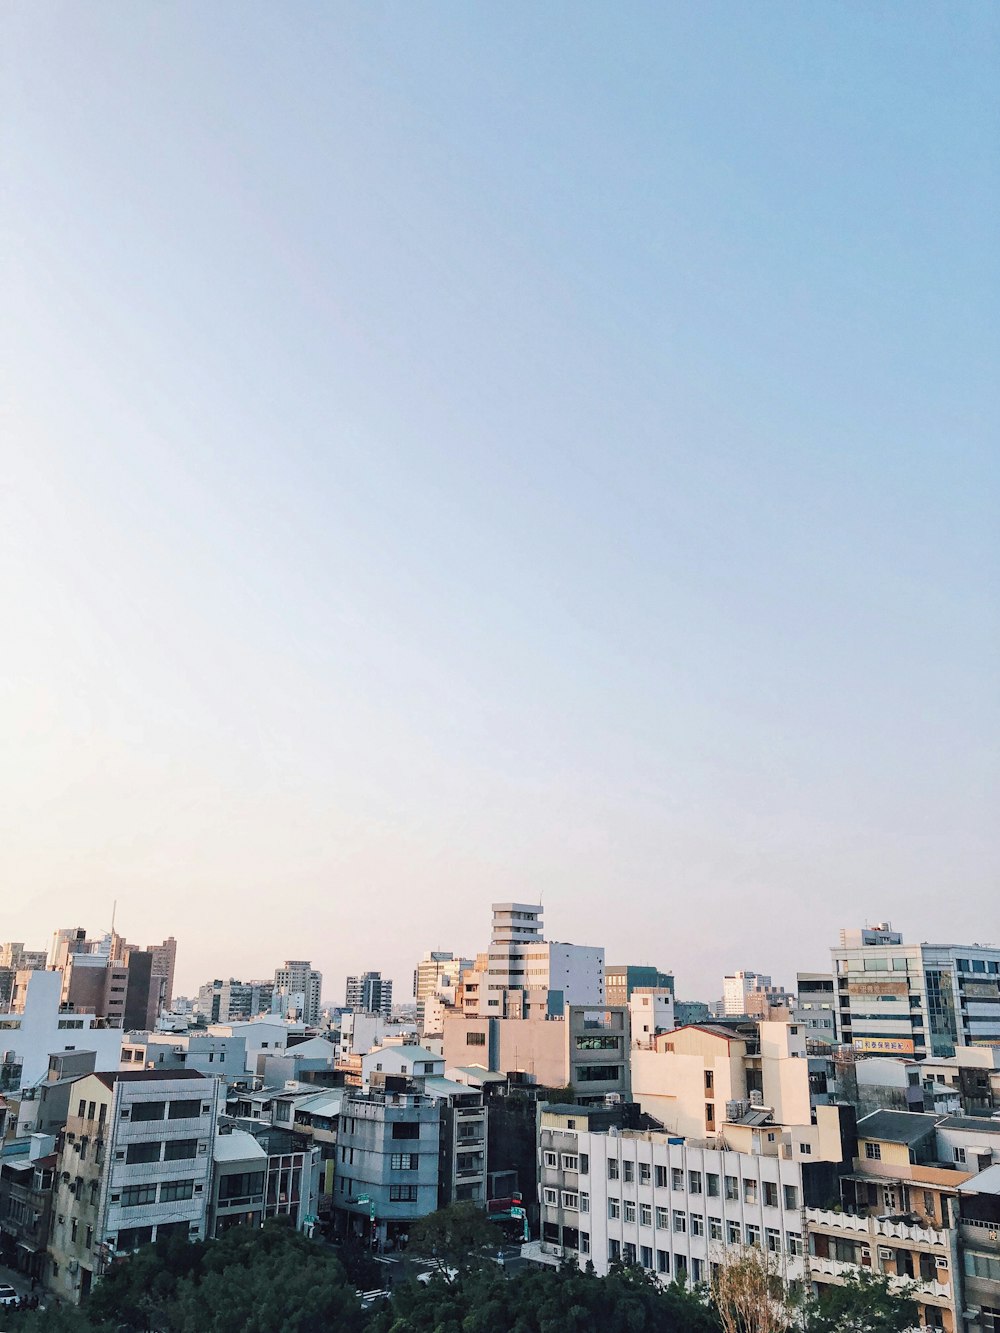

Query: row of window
left=543, top=1152, right=590, bottom=1173
left=606, top=1231, right=803, bottom=1269
left=119, top=1099, right=210, bottom=1123
left=112, top=1179, right=199, bottom=1207
left=601, top=1158, right=799, bottom=1208
left=119, top=1138, right=204, bottom=1164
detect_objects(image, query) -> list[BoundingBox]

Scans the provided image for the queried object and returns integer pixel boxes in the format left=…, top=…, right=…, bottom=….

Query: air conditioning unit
left=938, top=1258, right=949, bottom=1270
left=68, top=1260, right=79, bottom=1275
left=878, top=1247, right=893, bottom=1260
left=749, top=1090, right=764, bottom=1107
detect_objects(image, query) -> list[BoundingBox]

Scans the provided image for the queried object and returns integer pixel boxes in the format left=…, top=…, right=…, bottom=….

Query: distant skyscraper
left=345, top=970, right=393, bottom=1018
left=273, top=960, right=322, bottom=1024
left=413, top=952, right=473, bottom=1030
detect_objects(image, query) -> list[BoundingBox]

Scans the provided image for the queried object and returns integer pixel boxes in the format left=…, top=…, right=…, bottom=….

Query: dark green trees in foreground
left=16, top=1211, right=919, bottom=1333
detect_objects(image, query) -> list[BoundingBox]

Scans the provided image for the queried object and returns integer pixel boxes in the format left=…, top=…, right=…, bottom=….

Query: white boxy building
left=537, top=1107, right=811, bottom=1286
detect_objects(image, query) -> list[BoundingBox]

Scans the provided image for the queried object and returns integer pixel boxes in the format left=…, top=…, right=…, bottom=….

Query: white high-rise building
left=469, top=902, right=604, bottom=1016
left=722, top=970, right=772, bottom=1016
left=273, top=960, right=322, bottom=1025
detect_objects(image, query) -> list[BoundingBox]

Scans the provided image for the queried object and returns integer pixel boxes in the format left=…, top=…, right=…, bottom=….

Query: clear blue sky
left=3, top=3, right=998, bottom=1000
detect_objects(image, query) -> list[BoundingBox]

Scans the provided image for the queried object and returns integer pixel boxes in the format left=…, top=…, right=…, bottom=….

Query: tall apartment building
left=722, top=971, right=773, bottom=1016
left=832, top=925, right=1000, bottom=1058
left=605, top=966, right=674, bottom=1009
left=0, top=942, right=48, bottom=971
left=274, top=961, right=322, bottom=1025
left=47, top=1069, right=221, bottom=1303
left=0, top=942, right=48, bottom=1010
left=345, top=971, right=392, bottom=1018
left=793, top=973, right=837, bottom=1044
left=220, top=979, right=274, bottom=1023
left=463, top=902, right=604, bottom=1018
left=147, top=937, right=177, bottom=1013
left=413, top=951, right=473, bottom=1031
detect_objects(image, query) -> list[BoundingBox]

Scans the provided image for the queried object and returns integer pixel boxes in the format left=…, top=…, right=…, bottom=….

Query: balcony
left=805, top=1208, right=948, bottom=1249
left=807, top=1256, right=950, bottom=1300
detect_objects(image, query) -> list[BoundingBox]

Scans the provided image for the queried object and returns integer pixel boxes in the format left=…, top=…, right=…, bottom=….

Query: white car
left=416, top=1266, right=459, bottom=1285
left=0, top=1284, right=19, bottom=1308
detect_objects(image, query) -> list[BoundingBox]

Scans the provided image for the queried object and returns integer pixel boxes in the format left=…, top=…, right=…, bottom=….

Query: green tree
left=802, top=1271, right=918, bottom=1333
left=407, top=1202, right=504, bottom=1281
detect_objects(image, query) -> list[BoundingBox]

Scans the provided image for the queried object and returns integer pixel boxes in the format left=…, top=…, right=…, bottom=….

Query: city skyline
left=4, top=7, right=997, bottom=1000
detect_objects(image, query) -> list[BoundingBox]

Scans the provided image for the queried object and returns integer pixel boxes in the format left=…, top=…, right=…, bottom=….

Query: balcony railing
left=807, top=1257, right=950, bottom=1300
left=805, top=1209, right=948, bottom=1248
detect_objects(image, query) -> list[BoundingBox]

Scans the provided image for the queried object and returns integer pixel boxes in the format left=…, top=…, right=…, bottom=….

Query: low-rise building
left=536, top=1107, right=830, bottom=1285
left=443, top=1005, right=630, bottom=1103
left=47, top=1069, right=220, bottom=1303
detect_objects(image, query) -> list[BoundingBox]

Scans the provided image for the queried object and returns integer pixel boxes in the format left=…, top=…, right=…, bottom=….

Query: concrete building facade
left=832, top=927, right=1000, bottom=1058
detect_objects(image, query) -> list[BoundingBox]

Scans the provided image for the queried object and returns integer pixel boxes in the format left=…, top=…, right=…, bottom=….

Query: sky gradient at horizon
left=2, top=4, right=998, bottom=1001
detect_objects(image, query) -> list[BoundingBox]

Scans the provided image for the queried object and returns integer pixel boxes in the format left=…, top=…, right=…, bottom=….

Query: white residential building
left=0, top=970, right=123, bottom=1091
left=537, top=1108, right=809, bottom=1285
left=273, top=961, right=322, bottom=1025
left=468, top=902, right=604, bottom=1017
left=723, top=972, right=772, bottom=1017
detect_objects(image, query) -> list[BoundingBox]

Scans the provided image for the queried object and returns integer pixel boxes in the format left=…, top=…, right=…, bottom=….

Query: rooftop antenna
left=110, top=899, right=117, bottom=936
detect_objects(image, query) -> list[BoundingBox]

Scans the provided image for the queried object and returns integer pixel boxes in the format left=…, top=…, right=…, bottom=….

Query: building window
left=608, top=1198, right=621, bottom=1219
left=543, top=1151, right=558, bottom=1168
left=160, top=1180, right=195, bottom=1203
left=579, top=1154, right=589, bottom=1174
left=163, top=1139, right=197, bottom=1161
left=689, top=1171, right=702, bottom=1194
left=623, top=1242, right=637, bottom=1266
left=640, top=1245, right=653, bottom=1269
left=783, top=1185, right=799, bottom=1209
left=543, top=1188, right=558, bottom=1207
left=168, top=1099, right=202, bottom=1120
left=639, top=1203, right=652, bottom=1227
left=561, top=1154, right=579, bottom=1172
left=562, top=1191, right=579, bottom=1210
left=389, top=1185, right=418, bottom=1202
left=672, top=1168, right=684, bottom=1190
left=709, top=1218, right=724, bottom=1241
left=125, top=1142, right=161, bottom=1165
left=746, top=1224, right=761, bottom=1247
left=691, top=1214, right=705, bottom=1237
left=763, top=1181, right=778, bottom=1208
left=673, top=1210, right=686, bottom=1233
left=728, top=1221, right=742, bottom=1245
left=579, top=1231, right=590, bottom=1255
left=744, top=1179, right=758, bottom=1204
left=656, top=1206, right=670, bottom=1228
left=657, top=1249, right=669, bottom=1274
left=608, top=1160, right=619, bottom=1181
left=765, top=1228, right=781, bottom=1253
left=466, top=1032, right=486, bottom=1046
left=706, top=1103, right=716, bottom=1130
left=624, top=1201, right=636, bottom=1223
left=390, top=1154, right=418, bottom=1170
left=865, top=1142, right=882, bottom=1160
left=131, top=1101, right=166, bottom=1122
left=121, top=1183, right=158, bottom=1207
left=706, top=1172, right=720, bottom=1198
left=786, top=1233, right=804, bottom=1256
left=622, top=1161, right=635, bottom=1184
left=725, top=1175, right=739, bottom=1201
left=579, top=1191, right=590, bottom=1213
left=639, top=1162, right=651, bottom=1185
left=391, top=1123, right=419, bottom=1140
left=799, top=1143, right=812, bottom=1156
left=655, top=1165, right=668, bottom=1188
left=608, top=1239, right=621, bottom=1263
left=954, top=1147, right=967, bottom=1164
